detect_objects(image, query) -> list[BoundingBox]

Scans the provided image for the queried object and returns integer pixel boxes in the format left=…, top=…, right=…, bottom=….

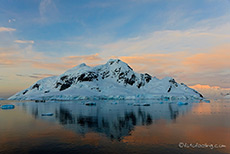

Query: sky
left=0, top=0, right=230, bottom=98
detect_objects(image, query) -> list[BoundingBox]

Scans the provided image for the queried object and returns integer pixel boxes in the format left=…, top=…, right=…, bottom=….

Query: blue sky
left=1, top=0, right=229, bottom=53
left=0, top=0, right=230, bottom=97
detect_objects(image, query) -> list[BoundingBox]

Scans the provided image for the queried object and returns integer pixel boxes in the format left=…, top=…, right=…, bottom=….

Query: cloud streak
left=116, top=44, right=230, bottom=88
left=16, top=73, right=56, bottom=79
left=14, top=40, right=34, bottom=44
left=0, top=27, right=16, bottom=32
left=39, top=0, right=58, bottom=23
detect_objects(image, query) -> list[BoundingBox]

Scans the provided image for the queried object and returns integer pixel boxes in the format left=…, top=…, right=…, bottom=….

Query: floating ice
left=203, top=99, right=210, bottom=103
left=177, top=102, right=188, bottom=106
left=41, top=113, right=53, bottom=116
left=1, top=104, right=15, bottom=110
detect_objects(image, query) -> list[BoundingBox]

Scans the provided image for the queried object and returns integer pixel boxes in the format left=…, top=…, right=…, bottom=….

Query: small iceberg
left=41, top=113, right=53, bottom=116
left=85, top=102, right=96, bottom=106
left=1, top=104, right=15, bottom=110
left=177, top=102, right=188, bottom=106
left=203, top=99, right=210, bottom=103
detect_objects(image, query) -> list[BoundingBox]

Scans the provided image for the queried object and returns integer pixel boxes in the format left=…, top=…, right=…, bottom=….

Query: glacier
left=8, top=59, right=203, bottom=101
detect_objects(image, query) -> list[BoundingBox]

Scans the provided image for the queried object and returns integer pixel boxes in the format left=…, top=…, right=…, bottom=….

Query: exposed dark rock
left=57, top=77, right=77, bottom=91
left=124, top=74, right=136, bottom=86
left=109, top=61, right=114, bottom=65
left=101, top=71, right=110, bottom=79
left=137, top=83, right=142, bottom=88
left=127, top=65, right=133, bottom=71
left=118, top=72, right=125, bottom=78
left=44, top=90, right=50, bottom=93
left=181, top=83, right=203, bottom=98
left=60, top=75, right=68, bottom=81
left=168, top=86, right=172, bottom=92
left=55, top=82, right=62, bottom=88
left=169, top=79, right=178, bottom=87
left=60, top=84, right=71, bottom=91
left=23, top=90, right=28, bottom=95
left=114, top=67, right=121, bottom=73
left=136, top=74, right=146, bottom=88
left=192, top=89, right=203, bottom=98
left=32, top=84, right=40, bottom=90
left=77, top=72, right=98, bottom=82
left=91, top=87, right=101, bottom=92
left=116, top=59, right=120, bottom=63
left=144, top=73, right=152, bottom=83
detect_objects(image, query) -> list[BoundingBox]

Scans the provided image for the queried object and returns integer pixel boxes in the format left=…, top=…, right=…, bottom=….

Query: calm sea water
left=0, top=99, right=229, bottom=154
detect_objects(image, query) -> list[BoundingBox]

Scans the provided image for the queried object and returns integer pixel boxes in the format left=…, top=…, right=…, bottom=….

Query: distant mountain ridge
left=9, top=59, right=203, bottom=100
left=190, top=84, right=230, bottom=99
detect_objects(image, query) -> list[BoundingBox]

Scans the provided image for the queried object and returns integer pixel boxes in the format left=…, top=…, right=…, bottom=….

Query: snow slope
left=8, top=59, right=203, bottom=100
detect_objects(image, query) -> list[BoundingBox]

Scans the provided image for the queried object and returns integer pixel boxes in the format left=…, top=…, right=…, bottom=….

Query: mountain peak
left=107, top=58, right=121, bottom=65
left=106, top=59, right=133, bottom=71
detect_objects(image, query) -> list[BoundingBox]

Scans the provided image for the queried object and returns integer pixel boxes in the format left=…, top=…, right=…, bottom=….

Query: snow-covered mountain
left=189, top=84, right=230, bottom=99
left=9, top=59, right=203, bottom=100
left=224, top=93, right=230, bottom=99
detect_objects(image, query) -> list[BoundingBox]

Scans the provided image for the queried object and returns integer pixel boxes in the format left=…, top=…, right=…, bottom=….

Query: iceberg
left=203, top=99, right=210, bottom=103
left=177, top=102, right=188, bottom=106
left=41, top=113, right=54, bottom=116
left=1, top=104, right=15, bottom=110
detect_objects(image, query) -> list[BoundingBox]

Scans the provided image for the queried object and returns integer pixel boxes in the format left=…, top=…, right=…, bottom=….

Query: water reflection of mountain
left=18, top=100, right=192, bottom=141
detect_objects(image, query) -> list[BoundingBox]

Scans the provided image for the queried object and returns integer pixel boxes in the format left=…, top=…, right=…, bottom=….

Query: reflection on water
left=0, top=99, right=229, bottom=154
left=18, top=100, right=192, bottom=141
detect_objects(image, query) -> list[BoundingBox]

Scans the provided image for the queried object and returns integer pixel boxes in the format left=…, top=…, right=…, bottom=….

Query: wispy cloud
left=31, top=53, right=104, bottom=70
left=40, top=0, right=52, bottom=15
left=183, top=45, right=230, bottom=72
left=0, top=27, right=16, bottom=32
left=14, top=40, right=34, bottom=44
left=16, top=73, right=56, bottom=79
left=116, top=44, right=230, bottom=88
left=62, top=53, right=103, bottom=66
left=39, top=0, right=58, bottom=23
left=0, top=46, right=45, bottom=66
